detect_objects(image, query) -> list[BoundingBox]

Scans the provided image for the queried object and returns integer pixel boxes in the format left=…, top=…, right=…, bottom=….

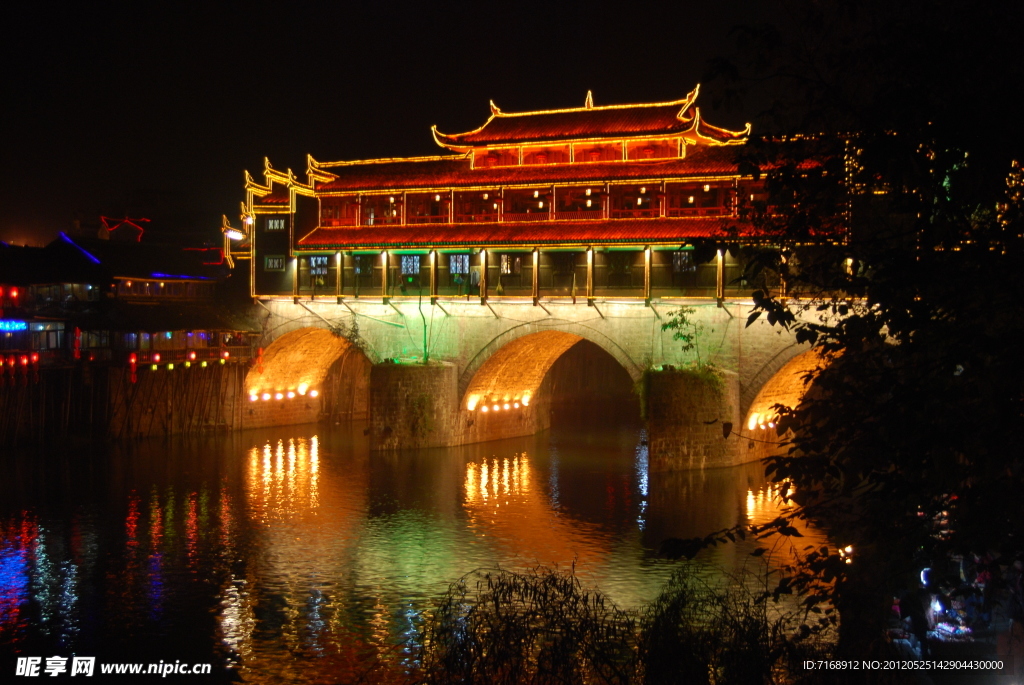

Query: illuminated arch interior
left=744, top=348, right=828, bottom=436
left=463, top=330, right=584, bottom=411
left=245, top=327, right=357, bottom=400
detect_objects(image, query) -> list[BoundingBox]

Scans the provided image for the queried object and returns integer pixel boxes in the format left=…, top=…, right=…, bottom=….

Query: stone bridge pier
left=245, top=298, right=823, bottom=469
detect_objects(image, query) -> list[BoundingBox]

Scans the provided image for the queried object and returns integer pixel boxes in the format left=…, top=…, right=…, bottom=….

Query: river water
left=1, top=413, right=823, bottom=682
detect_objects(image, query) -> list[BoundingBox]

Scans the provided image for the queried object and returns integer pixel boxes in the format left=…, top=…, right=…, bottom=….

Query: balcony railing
left=553, top=210, right=604, bottom=221
left=667, top=207, right=729, bottom=217
left=610, top=208, right=661, bottom=219
left=500, top=212, right=550, bottom=222
left=406, top=215, right=451, bottom=224
left=317, top=205, right=738, bottom=228
left=362, top=215, right=403, bottom=226
left=453, top=214, right=499, bottom=223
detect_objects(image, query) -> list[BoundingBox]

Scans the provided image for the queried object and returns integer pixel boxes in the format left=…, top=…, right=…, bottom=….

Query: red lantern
left=188, top=350, right=196, bottom=361
left=153, top=353, right=161, bottom=363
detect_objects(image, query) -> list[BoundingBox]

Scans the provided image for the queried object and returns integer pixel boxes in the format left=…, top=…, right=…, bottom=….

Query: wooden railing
left=553, top=210, right=604, bottom=221
left=453, top=214, right=499, bottom=223
left=667, top=207, right=729, bottom=217
left=500, top=212, right=550, bottom=222
left=610, top=208, right=661, bottom=219
left=406, top=215, right=451, bottom=224
left=317, top=206, right=739, bottom=228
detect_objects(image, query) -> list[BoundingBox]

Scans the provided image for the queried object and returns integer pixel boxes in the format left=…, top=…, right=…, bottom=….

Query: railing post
left=716, top=249, right=725, bottom=306
left=479, top=249, right=488, bottom=304
left=532, top=248, right=540, bottom=305
left=429, top=250, right=438, bottom=304
left=335, top=251, right=343, bottom=303
left=644, top=247, right=652, bottom=306
left=586, top=247, right=595, bottom=306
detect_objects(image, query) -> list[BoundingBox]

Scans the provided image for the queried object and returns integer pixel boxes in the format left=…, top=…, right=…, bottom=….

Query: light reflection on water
left=0, top=420, right=825, bottom=683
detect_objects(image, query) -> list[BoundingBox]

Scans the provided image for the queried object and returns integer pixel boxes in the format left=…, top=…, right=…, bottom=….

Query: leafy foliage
left=410, top=565, right=831, bottom=685
left=675, top=0, right=1024, bottom=658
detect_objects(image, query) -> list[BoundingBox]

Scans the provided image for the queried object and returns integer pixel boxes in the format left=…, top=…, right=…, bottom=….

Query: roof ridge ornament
left=585, top=91, right=593, bottom=109
left=676, top=84, right=701, bottom=121
left=490, top=100, right=502, bottom=116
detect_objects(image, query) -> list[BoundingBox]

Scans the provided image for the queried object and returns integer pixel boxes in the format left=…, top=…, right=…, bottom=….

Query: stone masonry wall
left=646, top=368, right=741, bottom=471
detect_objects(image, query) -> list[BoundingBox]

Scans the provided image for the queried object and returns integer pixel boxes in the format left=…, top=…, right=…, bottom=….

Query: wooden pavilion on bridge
left=230, top=86, right=834, bottom=306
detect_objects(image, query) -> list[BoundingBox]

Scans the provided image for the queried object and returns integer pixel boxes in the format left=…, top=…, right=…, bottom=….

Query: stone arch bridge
left=245, top=298, right=823, bottom=469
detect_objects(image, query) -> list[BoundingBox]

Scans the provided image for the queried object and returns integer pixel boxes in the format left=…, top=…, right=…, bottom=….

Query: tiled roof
left=433, top=101, right=697, bottom=147
left=430, top=88, right=750, bottom=148
left=256, top=190, right=289, bottom=204
left=297, top=217, right=760, bottom=249
left=315, top=147, right=748, bottom=193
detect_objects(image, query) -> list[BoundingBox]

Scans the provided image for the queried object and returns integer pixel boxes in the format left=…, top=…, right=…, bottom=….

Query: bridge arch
left=741, top=348, right=829, bottom=461
left=244, top=327, right=370, bottom=427
left=458, top=322, right=643, bottom=406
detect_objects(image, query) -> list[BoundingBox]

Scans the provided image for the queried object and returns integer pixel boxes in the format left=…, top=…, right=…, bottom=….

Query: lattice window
left=401, top=255, right=420, bottom=275
left=672, top=251, right=696, bottom=273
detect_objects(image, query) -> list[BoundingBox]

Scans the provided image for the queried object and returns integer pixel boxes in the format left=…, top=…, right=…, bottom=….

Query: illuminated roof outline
left=431, top=85, right=750, bottom=149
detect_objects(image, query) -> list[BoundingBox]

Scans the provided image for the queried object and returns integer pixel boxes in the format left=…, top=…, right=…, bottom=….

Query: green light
left=151, top=364, right=158, bottom=371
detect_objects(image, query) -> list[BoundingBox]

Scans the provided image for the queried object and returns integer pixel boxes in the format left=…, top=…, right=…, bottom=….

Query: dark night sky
left=0, top=1, right=763, bottom=247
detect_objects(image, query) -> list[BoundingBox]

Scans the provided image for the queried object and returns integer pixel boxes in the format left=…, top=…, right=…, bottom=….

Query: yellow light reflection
left=461, top=451, right=604, bottom=571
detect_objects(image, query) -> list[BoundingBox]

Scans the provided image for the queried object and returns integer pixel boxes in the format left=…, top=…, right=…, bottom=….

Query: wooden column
left=532, top=248, right=540, bottom=305
left=381, top=250, right=390, bottom=302
left=586, top=247, right=594, bottom=306
left=643, top=247, right=652, bottom=306
left=335, top=251, right=343, bottom=303
left=716, top=249, right=725, bottom=306
left=479, top=249, right=488, bottom=303
left=429, top=250, right=438, bottom=303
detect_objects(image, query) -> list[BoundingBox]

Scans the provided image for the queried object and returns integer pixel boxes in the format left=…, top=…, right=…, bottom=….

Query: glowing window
left=264, top=255, right=285, bottom=271
left=401, top=255, right=420, bottom=275
left=266, top=217, right=286, bottom=231
left=450, top=254, right=470, bottom=275
left=500, top=254, right=521, bottom=275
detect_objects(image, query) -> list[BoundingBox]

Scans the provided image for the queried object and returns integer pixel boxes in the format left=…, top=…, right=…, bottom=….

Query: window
left=308, top=255, right=330, bottom=276
left=500, top=254, right=521, bottom=275
left=264, top=255, right=286, bottom=271
left=354, top=255, right=373, bottom=275
left=673, top=251, right=696, bottom=273
left=450, top=254, right=470, bottom=275
left=401, top=255, right=420, bottom=275
left=266, top=217, right=286, bottom=231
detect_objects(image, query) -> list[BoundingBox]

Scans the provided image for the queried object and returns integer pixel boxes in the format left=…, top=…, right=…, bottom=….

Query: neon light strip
left=59, top=232, right=101, bottom=264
